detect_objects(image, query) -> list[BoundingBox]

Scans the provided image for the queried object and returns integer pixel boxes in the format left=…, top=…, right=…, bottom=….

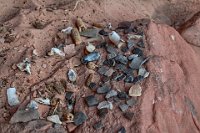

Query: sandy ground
left=0, top=0, right=200, bottom=133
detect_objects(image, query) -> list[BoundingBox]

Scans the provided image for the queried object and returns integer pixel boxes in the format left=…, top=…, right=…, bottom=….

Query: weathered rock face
left=180, top=11, right=200, bottom=47
left=141, top=22, right=200, bottom=133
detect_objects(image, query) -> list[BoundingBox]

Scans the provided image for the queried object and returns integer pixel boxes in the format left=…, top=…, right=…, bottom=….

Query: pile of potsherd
left=8, top=18, right=150, bottom=132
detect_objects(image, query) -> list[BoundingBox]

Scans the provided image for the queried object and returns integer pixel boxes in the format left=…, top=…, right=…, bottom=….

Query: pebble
left=106, top=45, right=118, bottom=55
left=129, top=84, right=142, bottom=97
left=114, top=73, right=126, bottom=81
left=127, top=40, right=136, bottom=49
left=133, top=48, right=143, bottom=57
left=17, top=58, right=31, bottom=74
left=65, top=92, right=74, bottom=100
left=27, top=100, right=38, bottom=110
left=138, top=67, right=149, bottom=78
left=128, top=54, right=138, bottom=60
left=98, top=66, right=109, bottom=75
left=74, top=112, right=88, bottom=126
left=97, top=101, right=113, bottom=110
left=121, top=45, right=129, bottom=53
left=105, top=90, right=118, bottom=99
left=47, top=115, right=62, bottom=124
left=97, top=85, right=111, bottom=94
left=118, top=21, right=132, bottom=29
left=129, top=56, right=143, bottom=69
left=97, top=108, right=108, bottom=118
left=126, top=98, right=137, bottom=107
left=82, top=52, right=101, bottom=64
left=119, top=104, right=129, bottom=112
left=133, top=75, right=144, bottom=83
left=104, top=68, right=115, bottom=77
left=80, top=28, right=99, bottom=38
left=35, top=98, right=50, bottom=105
left=115, top=55, right=128, bottom=65
left=124, top=75, right=134, bottom=83
left=109, top=31, right=121, bottom=45
left=7, top=88, right=20, bottom=106
left=10, top=109, right=40, bottom=124
left=107, top=53, right=117, bottom=59
left=87, top=62, right=98, bottom=69
left=137, top=39, right=145, bottom=48
left=117, top=92, right=129, bottom=100
left=64, top=44, right=76, bottom=55
left=88, top=82, right=97, bottom=90
left=61, top=27, right=73, bottom=34
left=99, top=29, right=108, bottom=36
left=93, top=121, right=104, bottom=130
left=123, top=112, right=134, bottom=120
left=49, top=48, right=65, bottom=57
left=118, top=126, right=126, bottom=133
left=68, top=69, right=77, bottom=82
left=86, top=43, right=96, bottom=53
left=85, top=95, right=99, bottom=107
left=103, top=59, right=116, bottom=67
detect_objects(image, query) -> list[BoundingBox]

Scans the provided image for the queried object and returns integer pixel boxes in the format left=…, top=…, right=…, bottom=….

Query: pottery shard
left=129, top=84, right=142, bottom=97
left=10, top=109, right=40, bottom=124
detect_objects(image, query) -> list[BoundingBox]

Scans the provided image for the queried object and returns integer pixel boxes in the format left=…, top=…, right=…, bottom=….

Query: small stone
left=115, top=55, right=128, bottom=65
left=98, top=66, right=109, bottom=75
left=115, top=64, right=126, bottom=72
left=10, top=109, right=40, bottom=124
left=133, top=48, right=143, bottom=57
left=87, top=62, right=98, bottom=69
left=103, top=59, right=116, bottom=67
left=123, top=112, right=134, bottom=120
left=65, top=92, right=74, bottom=100
left=73, top=112, right=88, bottom=126
left=93, top=121, right=103, bottom=130
left=99, top=30, right=108, bottom=36
left=64, top=44, right=76, bottom=56
left=137, top=39, right=145, bottom=48
left=96, top=42, right=107, bottom=49
left=68, top=69, right=77, bottom=82
left=80, top=28, right=99, bottom=38
left=104, top=68, right=115, bottom=77
left=97, top=101, right=113, bottom=110
left=17, top=58, right=31, bottom=74
left=47, top=115, right=62, bottom=124
left=109, top=31, right=121, bottom=45
left=107, top=53, right=117, bottom=59
left=133, top=75, right=144, bottom=83
left=35, top=98, right=50, bottom=105
left=114, top=73, right=126, bottom=81
left=85, top=95, right=99, bottom=107
left=88, top=82, right=97, bottom=90
left=117, top=92, right=129, bottom=100
left=118, top=21, right=132, bottom=29
left=129, top=84, right=142, bottom=97
left=138, top=67, right=149, bottom=78
left=129, top=56, right=143, bottom=69
left=97, top=108, right=108, bottom=118
left=32, top=19, right=47, bottom=29
left=82, top=52, right=101, bottom=64
left=128, top=54, right=138, bottom=60
left=7, top=88, right=20, bottom=106
left=27, top=100, right=38, bottom=110
left=119, top=104, right=129, bottom=112
left=106, top=45, right=118, bottom=55
left=126, top=98, right=137, bottom=107
left=49, top=48, right=65, bottom=57
left=97, top=85, right=111, bottom=94
left=124, top=75, right=134, bottom=83
left=61, top=27, right=73, bottom=34
left=127, top=40, right=136, bottom=49
left=102, top=76, right=110, bottom=83
left=66, top=123, right=77, bottom=132
left=106, top=90, right=118, bottom=99
left=118, top=126, right=126, bottom=133
left=86, top=42, right=96, bottom=53
left=121, top=45, right=129, bottom=53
